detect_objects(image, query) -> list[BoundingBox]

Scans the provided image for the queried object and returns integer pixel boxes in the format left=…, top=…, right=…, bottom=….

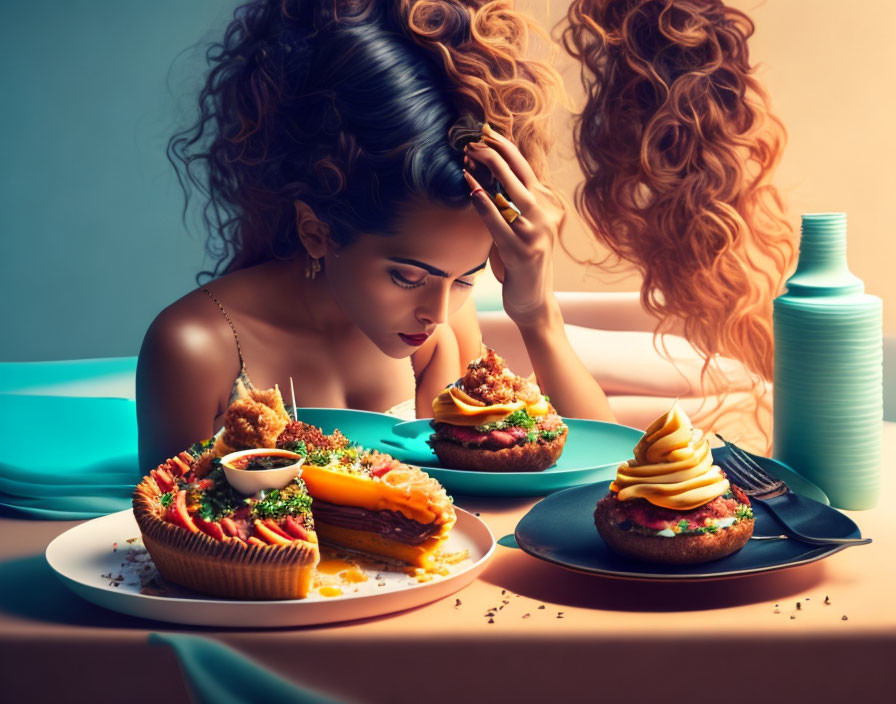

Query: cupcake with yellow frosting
left=429, top=348, right=568, bottom=472
left=594, top=402, right=754, bottom=564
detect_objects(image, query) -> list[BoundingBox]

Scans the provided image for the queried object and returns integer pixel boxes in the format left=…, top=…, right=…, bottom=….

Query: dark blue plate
left=515, top=479, right=864, bottom=581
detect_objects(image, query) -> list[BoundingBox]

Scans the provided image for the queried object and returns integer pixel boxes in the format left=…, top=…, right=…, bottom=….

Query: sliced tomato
left=262, top=518, right=292, bottom=540
left=165, top=490, right=199, bottom=533
left=168, top=455, right=192, bottom=477
left=283, top=515, right=314, bottom=543
left=219, top=517, right=241, bottom=538
left=194, top=517, right=225, bottom=541
left=253, top=519, right=293, bottom=546
left=370, top=462, right=395, bottom=478
left=151, top=468, right=175, bottom=493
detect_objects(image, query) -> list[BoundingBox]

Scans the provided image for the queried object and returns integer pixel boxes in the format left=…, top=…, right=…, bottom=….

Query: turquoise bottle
left=773, top=213, right=882, bottom=509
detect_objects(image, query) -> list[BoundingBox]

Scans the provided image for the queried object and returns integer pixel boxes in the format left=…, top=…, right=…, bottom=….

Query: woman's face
left=323, top=203, right=493, bottom=358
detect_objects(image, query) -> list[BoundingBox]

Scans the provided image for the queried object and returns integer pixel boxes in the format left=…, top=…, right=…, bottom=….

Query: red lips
left=398, top=333, right=430, bottom=346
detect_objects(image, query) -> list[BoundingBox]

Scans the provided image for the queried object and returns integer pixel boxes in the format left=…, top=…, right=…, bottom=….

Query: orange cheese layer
left=300, top=463, right=455, bottom=529
left=431, top=386, right=549, bottom=427
left=610, top=402, right=729, bottom=510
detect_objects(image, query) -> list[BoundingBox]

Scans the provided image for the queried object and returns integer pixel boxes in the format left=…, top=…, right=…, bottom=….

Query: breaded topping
left=277, top=421, right=350, bottom=452
left=221, top=382, right=290, bottom=451
left=460, top=347, right=541, bottom=406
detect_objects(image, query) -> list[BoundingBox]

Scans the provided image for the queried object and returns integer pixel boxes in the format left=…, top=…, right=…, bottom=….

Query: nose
left=415, top=282, right=451, bottom=327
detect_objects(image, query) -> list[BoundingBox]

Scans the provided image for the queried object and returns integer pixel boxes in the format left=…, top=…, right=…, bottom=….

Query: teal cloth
left=0, top=356, right=137, bottom=394
left=0, top=394, right=140, bottom=519
left=149, top=633, right=345, bottom=704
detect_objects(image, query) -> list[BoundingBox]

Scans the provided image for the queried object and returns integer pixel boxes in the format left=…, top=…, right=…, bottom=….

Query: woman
left=137, top=0, right=614, bottom=469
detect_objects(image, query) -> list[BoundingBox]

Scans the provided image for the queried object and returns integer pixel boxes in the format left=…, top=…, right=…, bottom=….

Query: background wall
left=1, top=1, right=893, bottom=362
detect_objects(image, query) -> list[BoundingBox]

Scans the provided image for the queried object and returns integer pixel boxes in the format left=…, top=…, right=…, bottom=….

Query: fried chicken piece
left=460, top=347, right=541, bottom=406
left=220, top=382, right=291, bottom=451
left=277, top=421, right=350, bottom=451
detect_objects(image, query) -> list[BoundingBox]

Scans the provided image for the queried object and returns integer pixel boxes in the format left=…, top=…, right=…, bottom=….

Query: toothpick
left=289, top=376, right=298, bottom=421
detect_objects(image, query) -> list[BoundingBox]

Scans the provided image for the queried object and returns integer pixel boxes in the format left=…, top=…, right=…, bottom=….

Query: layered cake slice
left=277, top=422, right=456, bottom=569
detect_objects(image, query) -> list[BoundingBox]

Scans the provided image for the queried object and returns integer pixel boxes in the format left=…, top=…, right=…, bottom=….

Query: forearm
left=517, top=300, right=616, bottom=422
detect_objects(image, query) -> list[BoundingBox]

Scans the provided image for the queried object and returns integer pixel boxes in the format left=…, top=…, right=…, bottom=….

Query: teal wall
left=0, top=1, right=239, bottom=361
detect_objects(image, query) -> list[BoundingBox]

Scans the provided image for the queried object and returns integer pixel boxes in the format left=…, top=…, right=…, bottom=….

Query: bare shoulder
left=136, top=288, right=240, bottom=469
left=139, top=288, right=236, bottom=382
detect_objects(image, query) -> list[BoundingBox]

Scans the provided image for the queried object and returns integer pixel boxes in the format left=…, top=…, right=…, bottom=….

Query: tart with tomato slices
left=133, top=383, right=458, bottom=598
left=133, top=447, right=319, bottom=600
left=428, top=348, right=568, bottom=472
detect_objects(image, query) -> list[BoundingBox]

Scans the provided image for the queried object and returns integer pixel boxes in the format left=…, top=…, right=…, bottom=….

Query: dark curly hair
left=170, top=0, right=562, bottom=280
left=562, top=0, right=796, bottom=383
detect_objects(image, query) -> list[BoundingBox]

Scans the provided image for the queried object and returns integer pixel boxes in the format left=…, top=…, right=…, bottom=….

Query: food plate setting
left=515, top=472, right=864, bottom=582
left=46, top=507, right=494, bottom=628
left=379, top=418, right=643, bottom=496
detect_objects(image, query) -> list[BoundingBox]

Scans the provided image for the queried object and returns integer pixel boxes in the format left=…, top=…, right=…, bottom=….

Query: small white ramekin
left=220, top=448, right=305, bottom=495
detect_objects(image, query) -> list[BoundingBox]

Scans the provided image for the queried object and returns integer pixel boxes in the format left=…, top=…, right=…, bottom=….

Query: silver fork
left=715, top=435, right=871, bottom=547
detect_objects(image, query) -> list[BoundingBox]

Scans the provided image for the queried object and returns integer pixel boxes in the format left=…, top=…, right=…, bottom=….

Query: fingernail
left=481, top=123, right=495, bottom=138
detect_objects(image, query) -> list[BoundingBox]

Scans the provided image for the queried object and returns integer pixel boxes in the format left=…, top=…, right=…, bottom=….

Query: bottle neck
left=785, top=213, right=863, bottom=296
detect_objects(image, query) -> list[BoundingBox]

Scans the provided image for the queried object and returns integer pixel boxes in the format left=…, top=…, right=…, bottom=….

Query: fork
left=715, top=435, right=871, bottom=547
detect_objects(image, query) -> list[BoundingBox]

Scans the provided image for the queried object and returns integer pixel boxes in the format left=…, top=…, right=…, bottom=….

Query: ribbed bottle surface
left=773, top=213, right=882, bottom=509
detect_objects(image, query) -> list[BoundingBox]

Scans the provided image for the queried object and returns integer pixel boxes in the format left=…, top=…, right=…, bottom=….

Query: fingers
left=480, top=124, right=539, bottom=189
left=462, top=170, right=531, bottom=252
left=464, top=141, right=536, bottom=214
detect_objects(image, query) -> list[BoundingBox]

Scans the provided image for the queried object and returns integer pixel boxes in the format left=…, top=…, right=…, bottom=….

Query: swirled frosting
left=610, top=402, right=729, bottom=510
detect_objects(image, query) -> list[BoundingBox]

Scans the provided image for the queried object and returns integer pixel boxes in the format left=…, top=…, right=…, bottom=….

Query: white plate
left=46, top=508, right=494, bottom=627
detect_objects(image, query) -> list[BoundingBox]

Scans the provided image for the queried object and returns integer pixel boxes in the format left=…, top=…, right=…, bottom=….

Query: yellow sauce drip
left=318, top=586, right=343, bottom=598
left=610, top=402, right=729, bottom=510
left=431, top=386, right=549, bottom=426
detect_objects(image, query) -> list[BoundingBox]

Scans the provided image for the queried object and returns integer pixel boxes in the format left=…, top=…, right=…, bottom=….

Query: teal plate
left=287, top=408, right=401, bottom=450
left=372, top=419, right=644, bottom=497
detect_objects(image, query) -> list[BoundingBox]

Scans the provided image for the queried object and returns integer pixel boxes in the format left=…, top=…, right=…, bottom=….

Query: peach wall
left=516, top=0, right=895, bottom=332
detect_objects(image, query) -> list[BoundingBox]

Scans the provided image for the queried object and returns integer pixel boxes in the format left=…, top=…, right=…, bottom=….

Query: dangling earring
left=305, top=256, right=321, bottom=280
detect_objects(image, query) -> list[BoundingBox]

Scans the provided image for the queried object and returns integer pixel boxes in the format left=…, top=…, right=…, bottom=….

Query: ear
left=294, top=200, right=330, bottom=259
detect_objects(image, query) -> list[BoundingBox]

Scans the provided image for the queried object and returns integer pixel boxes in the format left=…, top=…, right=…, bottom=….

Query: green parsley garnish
left=735, top=504, right=754, bottom=521
left=188, top=437, right=215, bottom=459
left=677, top=519, right=690, bottom=531
left=251, top=479, right=313, bottom=520
left=279, top=439, right=308, bottom=457
left=193, top=467, right=241, bottom=522
left=159, top=492, right=174, bottom=508
left=475, top=409, right=537, bottom=432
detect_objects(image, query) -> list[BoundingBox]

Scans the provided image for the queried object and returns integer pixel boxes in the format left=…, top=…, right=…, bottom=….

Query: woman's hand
left=462, top=129, right=565, bottom=330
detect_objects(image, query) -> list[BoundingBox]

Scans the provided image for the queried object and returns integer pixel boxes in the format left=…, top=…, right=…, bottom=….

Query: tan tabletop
left=2, top=426, right=895, bottom=703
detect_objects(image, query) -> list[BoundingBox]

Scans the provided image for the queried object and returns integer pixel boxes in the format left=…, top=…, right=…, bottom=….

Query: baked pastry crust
left=593, top=494, right=754, bottom=565
left=133, top=469, right=318, bottom=600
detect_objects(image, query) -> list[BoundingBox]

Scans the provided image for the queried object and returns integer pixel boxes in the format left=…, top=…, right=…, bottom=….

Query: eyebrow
left=387, top=257, right=487, bottom=278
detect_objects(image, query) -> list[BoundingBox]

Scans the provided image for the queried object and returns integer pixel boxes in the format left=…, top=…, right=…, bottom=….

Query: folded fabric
left=0, top=394, right=140, bottom=519
left=0, top=357, right=137, bottom=398
left=149, top=633, right=345, bottom=704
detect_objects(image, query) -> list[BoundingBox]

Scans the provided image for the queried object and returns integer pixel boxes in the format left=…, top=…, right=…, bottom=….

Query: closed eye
left=390, top=270, right=426, bottom=289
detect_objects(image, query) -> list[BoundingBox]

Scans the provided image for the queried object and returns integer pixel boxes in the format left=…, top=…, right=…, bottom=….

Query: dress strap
left=200, top=287, right=248, bottom=373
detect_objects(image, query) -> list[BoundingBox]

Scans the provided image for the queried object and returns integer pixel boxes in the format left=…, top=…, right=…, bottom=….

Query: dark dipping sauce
left=231, top=454, right=298, bottom=471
